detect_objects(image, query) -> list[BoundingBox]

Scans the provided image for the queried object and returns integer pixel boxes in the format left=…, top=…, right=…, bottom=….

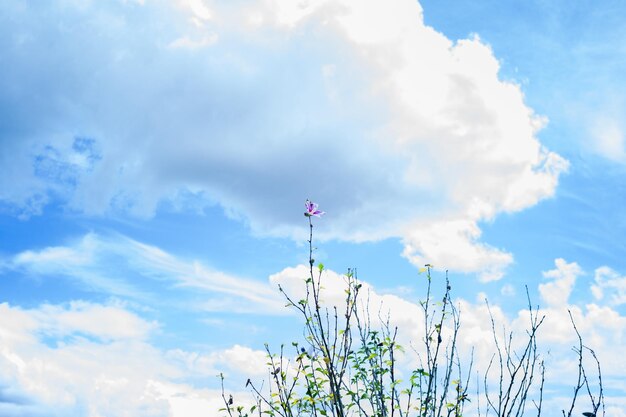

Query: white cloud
left=0, top=301, right=172, bottom=416
left=33, top=301, right=158, bottom=342
left=0, top=301, right=270, bottom=417
left=538, top=258, right=582, bottom=307
left=269, top=264, right=426, bottom=345
left=592, top=265, right=626, bottom=305
left=176, top=0, right=213, bottom=21
left=166, top=344, right=268, bottom=378
left=215, top=345, right=268, bottom=377
left=0, top=0, right=566, bottom=278
left=150, top=382, right=225, bottom=417
left=401, top=217, right=513, bottom=281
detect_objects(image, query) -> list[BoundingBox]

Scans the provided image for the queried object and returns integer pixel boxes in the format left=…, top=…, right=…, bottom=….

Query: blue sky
left=1, top=0, right=626, bottom=416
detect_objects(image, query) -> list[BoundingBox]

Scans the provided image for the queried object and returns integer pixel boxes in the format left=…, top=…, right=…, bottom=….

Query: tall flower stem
left=307, top=214, right=345, bottom=417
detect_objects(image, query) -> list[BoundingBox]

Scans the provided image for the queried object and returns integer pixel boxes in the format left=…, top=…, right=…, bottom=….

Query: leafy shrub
left=219, top=201, right=603, bottom=417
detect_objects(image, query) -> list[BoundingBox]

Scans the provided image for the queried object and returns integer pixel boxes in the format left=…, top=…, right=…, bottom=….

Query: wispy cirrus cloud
left=7, top=233, right=285, bottom=314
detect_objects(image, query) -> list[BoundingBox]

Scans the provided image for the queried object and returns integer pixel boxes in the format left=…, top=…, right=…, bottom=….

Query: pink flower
left=304, top=199, right=325, bottom=217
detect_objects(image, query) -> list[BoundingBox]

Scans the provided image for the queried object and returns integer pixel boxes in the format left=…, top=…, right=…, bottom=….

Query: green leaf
left=318, top=263, right=324, bottom=272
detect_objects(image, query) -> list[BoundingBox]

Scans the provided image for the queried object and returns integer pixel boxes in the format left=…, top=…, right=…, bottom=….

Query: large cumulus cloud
left=0, top=0, right=567, bottom=279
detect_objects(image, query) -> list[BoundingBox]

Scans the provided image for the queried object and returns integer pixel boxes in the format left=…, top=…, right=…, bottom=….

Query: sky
left=1, top=0, right=626, bottom=416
